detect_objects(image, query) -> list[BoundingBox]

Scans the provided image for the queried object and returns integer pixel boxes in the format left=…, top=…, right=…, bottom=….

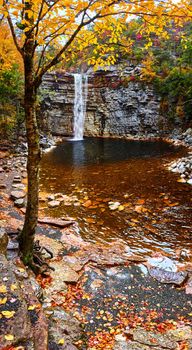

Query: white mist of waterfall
left=73, top=73, right=88, bottom=141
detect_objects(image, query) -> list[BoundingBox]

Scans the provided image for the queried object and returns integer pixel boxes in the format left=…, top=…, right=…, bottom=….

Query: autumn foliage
left=0, top=0, right=191, bottom=264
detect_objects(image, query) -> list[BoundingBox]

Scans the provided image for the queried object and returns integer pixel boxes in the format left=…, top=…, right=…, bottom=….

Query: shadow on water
left=47, top=138, right=181, bottom=167
left=40, top=138, right=192, bottom=257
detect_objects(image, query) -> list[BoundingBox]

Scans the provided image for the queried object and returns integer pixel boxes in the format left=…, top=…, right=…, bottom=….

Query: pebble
left=10, top=190, right=26, bottom=200
left=12, top=183, right=25, bottom=189
left=48, top=200, right=60, bottom=208
left=0, top=183, right=7, bottom=189
left=14, top=198, right=25, bottom=208
left=13, top=177, right=22, bottom=183
left=47, top=194, right=55, bottom=201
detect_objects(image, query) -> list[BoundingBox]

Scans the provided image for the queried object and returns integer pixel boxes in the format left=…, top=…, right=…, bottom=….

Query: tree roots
left=32, top=240, right=55, bottom=273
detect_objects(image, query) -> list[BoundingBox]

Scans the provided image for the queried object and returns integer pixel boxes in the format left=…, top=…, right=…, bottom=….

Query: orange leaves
left=82, top=199, right=92, bottom=208
left=134, top=204, right=148, bottom=214
left=0, top=24, right=23, bottom=73
left=36, top=274, right=52, bottom=289
left=88, top=330, right=115, bottom=350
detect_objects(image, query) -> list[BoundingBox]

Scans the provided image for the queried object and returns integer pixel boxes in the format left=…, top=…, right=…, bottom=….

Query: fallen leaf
left=11, top=284, right=17, bottom=291
left=28, top=305, right=38, bottom=310
left=85, top=218, right=96, bottom=224
left=0, top=297, right=7, bottom=305
left=4, top=334, right=14, bottom=341
left=18, top=268, right=25, bottom=273
left=118, top=205, right=125, bottom=211
left=135, top=205, right=148, bottom=213
left=2, top=310, right=15, bottom=318
left=82, top=200, right=92, bottom=208
left=0, top=285, right=7, bottom=293
left=177, top=178, right=186, bottom=183
left=58, top=338, right=65, bottom=345
left=136, top=199, right=145, bottom=205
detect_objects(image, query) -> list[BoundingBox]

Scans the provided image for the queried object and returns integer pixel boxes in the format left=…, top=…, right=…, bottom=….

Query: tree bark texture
left=19, top=20, right=41, bottom=265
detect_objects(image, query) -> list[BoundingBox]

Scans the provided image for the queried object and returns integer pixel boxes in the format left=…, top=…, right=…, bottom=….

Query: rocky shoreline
left=166, top=128, right=192, bottom=185
left=0, top=132, right=192, bottom=350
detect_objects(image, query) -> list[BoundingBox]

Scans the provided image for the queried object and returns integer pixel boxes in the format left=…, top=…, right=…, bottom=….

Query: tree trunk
left=19, top=87, right=40, bottom=265
left=19, top=25, right=40, bottom=265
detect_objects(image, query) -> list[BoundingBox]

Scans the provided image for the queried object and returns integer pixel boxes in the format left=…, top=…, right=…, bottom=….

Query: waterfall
left=73, top=73, right=88, bottom=141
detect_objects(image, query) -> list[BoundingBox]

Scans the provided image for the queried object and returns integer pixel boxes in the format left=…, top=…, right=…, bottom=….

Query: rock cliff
left=40, top=69, right=171, bottom=138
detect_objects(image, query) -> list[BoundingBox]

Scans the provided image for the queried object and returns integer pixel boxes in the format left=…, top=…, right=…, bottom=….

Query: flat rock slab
left=50, top=260, right=79, bottom=284
left=38, top=216, right=75, bottom=228
left=148, top=267, right=188, bottom=285
left=48, top=308, right=81, bottom=350
left=0, top=254, right=48, bottom=349
left=36, top=234, right=64, bottom=257
left=113, top=339, right=164, bottom=350
left=132, top=326, right=192, bottom=349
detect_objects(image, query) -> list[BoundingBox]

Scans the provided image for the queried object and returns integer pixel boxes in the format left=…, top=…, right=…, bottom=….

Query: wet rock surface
left=48, top=308, right=82, bottom=350
left=1, top=147, right=192, bottom=350
left=0, top=254, right=48, bottom=349
left=168, top=154, right=192, bottom=184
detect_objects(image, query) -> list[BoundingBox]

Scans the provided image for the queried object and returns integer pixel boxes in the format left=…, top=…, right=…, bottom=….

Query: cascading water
left=73, top=73, right=88, bottom=141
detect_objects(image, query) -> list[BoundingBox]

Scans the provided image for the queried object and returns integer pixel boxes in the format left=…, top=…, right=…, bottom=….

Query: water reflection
left=47, top=138, right=179, bottom=167
left=40, top=138, right=192, bottom=257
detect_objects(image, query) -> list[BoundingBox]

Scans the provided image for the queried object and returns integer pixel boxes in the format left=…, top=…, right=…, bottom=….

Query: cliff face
left=40, top=70, right=170, bottom=138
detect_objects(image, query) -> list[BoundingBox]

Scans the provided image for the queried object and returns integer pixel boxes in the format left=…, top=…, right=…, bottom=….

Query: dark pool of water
left=40, top=138, right=192, bottom=257
left=46, top=138, right=180, bottom=166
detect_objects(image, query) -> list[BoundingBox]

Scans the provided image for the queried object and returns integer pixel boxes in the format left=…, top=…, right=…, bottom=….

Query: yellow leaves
left=0, top=297, right=7, bottom=305
left=140, top=54, right=157, bottom=82
left=58, top=338, right=65, bottom=345
left=25, top=9, right=34, bottom=18
left=11, top=284, right=17, bottom=291
left=1, top=310, right=15, bottom=318
left=1, top=0, right=191, bottom=75
left=28, top=304, right=39, bottom=310
left=0, top=285, right=7, bottom=293
left=118, top=205, right=125, bottom=212
left=4, top=334, right=14, bottom=341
